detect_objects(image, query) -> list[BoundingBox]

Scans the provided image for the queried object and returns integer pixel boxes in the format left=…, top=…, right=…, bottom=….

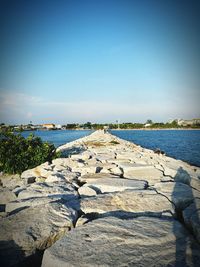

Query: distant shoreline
left=110, top=128, right=200, bottom=131
left=18, top=127, right=200, bottom=132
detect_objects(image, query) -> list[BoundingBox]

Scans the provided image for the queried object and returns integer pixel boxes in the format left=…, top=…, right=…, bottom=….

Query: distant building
left=55, top=124, right=62, bottom=129
left=42, top=123, right=55, bottom=129
left=144, top=123, right=151, bottom=127
left=177, top=119, right=200, bottom=126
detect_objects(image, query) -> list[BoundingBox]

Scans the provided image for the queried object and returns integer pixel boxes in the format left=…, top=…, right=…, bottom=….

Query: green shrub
left=0, top=131, right=59, bottom=174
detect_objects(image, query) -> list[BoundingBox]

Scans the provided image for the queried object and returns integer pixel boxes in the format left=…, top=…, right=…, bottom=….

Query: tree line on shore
left=64, top=120, right=200, bottom=130
left=1, top=119, right=200, bottom=132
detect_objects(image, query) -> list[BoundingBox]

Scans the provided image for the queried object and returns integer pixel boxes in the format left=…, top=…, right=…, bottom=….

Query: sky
left=0, top=0, right=199, bottom=124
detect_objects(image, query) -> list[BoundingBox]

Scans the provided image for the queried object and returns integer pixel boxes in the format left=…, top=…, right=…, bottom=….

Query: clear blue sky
left=0, top=0, right=199, bottom=124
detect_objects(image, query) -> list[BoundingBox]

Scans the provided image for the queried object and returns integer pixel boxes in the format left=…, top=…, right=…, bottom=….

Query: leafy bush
left=0, top=131, right=59, bottom=174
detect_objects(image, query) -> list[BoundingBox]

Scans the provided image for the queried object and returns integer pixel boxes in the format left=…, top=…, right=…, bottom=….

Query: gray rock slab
left=123, top=167, right=163, bottom=185
left=84, top=178, right=147, bottom=193
left=78, top=173, right=120, bottom=183
left=42, top=216, right=200, bottom=267
left=116, top=152, right=137, bottom=160
left=6, top=183, right=79, bottom=213
left=80, top=190, right=174, bottom=216
left=17, top=182, right=77, bottom=199
left=118, top=162, right=153, bottom=170
left=0, top=202, right=77, bottom=267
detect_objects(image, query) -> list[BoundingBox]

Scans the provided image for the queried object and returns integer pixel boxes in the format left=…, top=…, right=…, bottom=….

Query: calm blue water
left=21, top=129, right=200, bottom=167
left=21, top=130, right=92, bottom=148
left=111, top=130, right=200, bottom=167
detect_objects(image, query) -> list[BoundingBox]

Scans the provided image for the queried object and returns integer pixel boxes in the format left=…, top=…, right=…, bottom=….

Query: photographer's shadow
left=172, top=167, right=200, bottom=266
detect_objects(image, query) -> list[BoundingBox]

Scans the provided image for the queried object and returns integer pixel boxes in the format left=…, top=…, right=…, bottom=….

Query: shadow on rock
left=172, top=167, right=200, bottom=267
left=0, top=239, right=43, bottom=267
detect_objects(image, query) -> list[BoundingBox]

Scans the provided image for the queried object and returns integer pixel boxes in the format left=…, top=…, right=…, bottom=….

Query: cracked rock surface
left=1, top=130, right=200, bottom=267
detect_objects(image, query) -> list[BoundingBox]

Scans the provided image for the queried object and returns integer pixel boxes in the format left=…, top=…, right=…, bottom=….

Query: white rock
left=78, top=185, right=97, bottom=197
left=17, top=182, right=76, bottom=199
left=123, top=166, right=163, bottom=185
left=45, top=173, right=66, bottom=183
left=84, top=177, right=147, bottom=193
left=21, top=168, right=38, bottom=184
left=42, top=216, right=200, bottom=267
left=80, top=190, right=174, bottom=216
left=78, top=173, right=122, bottom=183
left=109, top=166, right=123, bottom=177
left=0, top=188, right=16, bottom=205
left=0, top=202, right=77, bottom=267
left=0, top=174, right=22, bottom=188
left=71, top=166, right=101, bottom=176
left=162, top=165, right=177, bottom=177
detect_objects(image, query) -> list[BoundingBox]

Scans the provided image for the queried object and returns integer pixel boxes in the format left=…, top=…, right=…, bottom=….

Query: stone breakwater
left=0, top=130, right=200, bottom=267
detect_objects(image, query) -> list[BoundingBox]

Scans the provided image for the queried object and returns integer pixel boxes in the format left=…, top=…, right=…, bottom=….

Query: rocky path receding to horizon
left=0, top=130, right=200, bottom=267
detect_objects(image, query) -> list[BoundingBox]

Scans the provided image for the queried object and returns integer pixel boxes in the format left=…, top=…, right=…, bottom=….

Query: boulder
left=109, top=166, right=123, bottom=177
left=80, top=190, right=174, bottom=217
left=118, top=162, right=153, bottom=170
left=123, top=166, right=163, bottom=185
left=42, top=216, right=200, bottom=267
left=71, top=166, right=101, bottom=176
left=0, top=201, right=77, bottom=267
left=78, top=185, right=97, bottom=197
left=83, top=177, right=147, bottom=193
left=52, top=158, right=73, bottom=168
left=79, top=173, right=120, bottom=183
left=0, top=188, right=16, bottom=205
left=17, top=182, right=77, bottom=199
left=162, top=165, right=177, bottom=177
left=71, top=151, right=92, bottom=160
left=116, top=152, right=136, bottom=160
left=6, top=183, right=79, bottom=213
left=21, top=168, right=38, bottom=184
left=0, top=174, right=22, bottom=188
left=45, top=173, right=66, bottom=183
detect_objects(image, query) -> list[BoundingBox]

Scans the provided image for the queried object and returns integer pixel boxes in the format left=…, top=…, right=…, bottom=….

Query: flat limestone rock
left=83, top=177, right=147, bottom=193
left=78, top=173, right=120, bottom=183
left=118, top=162, right=154, bottom=170
left=42, top=216, right=200, bottom=267
left=0, top=202, right=77, bottom=267
left=80, top=190, right=174, bottom=216
left=17, top=182, right=77, bottom=199
left=123, top=167, right=163, bottom=185
left=6, top=183, right=79, bottom=213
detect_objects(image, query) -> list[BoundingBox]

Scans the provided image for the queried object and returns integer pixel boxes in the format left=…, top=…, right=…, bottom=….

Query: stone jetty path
left=0, top=130, right=200, bottom=266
